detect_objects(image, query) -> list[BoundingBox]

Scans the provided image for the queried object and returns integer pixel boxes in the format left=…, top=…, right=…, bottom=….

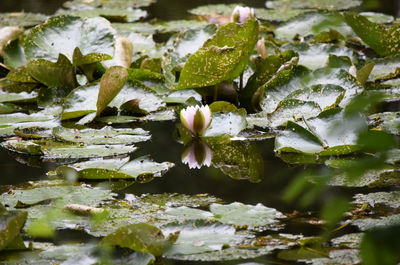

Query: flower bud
left=180, top=105, right=212, bottom=135
left=182, top=139, right=212, bottom=169
left=231, top=6, right=254, bottom=24
left=349, top=65, right=357, bottom=77
left=256, top=38, right=268, bottom=59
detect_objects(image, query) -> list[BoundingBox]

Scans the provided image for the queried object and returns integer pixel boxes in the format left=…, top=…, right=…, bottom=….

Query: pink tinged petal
left=203, top=143, right=212, bottom=167
left=180, top=106, right=199, bottom=134
left=182, top=144, right=201, bottom=169
left=200, top=105, right=212, bottom=131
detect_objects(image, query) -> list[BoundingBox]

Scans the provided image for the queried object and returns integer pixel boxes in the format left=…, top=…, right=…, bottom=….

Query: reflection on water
left=182, top=138, right=212, bottom=169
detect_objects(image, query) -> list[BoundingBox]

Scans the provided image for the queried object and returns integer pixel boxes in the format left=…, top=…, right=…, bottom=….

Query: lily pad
left=0, top=90, right=37, bottom=103
left=112, top=20, right=208, bottom=35
left=344, top=12, right=400, bottom=56
left=275, top=109, right=365, bottom=156
left=63, top=0, right=156, bottom=9
left=210, top=202, right=284, bottom=230
left=265, top=0, right=361, bottom=10
left=353, top=191, right=400, bottom=208
left=162, top=221, right=251, bottom=256
left=168, top=25, right=217, bottom=58
left=62, top=81, right=165, bottom=120
left=368, top=55, right=400, bottom=81
left=0, top=12, right=48, bottom=27
left=177, top=19, right=258, bottom=89
left=369, top=112, right=400, bottom=135
left=0, top=210, right=27, bottom=251
left=101, top=223, right=177, bottom=256
left=1, top=139, right=137, bottom=159
left=203, top=110, right=247, bottom=137
left=352, top=214, right=400, bottom=231
left=281, top=43, right=356, bottom=70
left=53, top=126, right=150, bottom=145
left=57, top=8, right=147, bottom=22
left=56, top=155, right=174, bottom=180
left=24, top=15, right=116, bottom=62
left=275, top=11, right=353, bottom=40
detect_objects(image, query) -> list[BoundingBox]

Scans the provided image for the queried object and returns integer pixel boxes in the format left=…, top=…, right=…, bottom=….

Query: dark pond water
left=1, top=0, right=400, bottom=264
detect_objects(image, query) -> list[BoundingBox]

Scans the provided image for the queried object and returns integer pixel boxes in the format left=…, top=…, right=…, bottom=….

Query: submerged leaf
left=101, top=223, right=177, bottom=256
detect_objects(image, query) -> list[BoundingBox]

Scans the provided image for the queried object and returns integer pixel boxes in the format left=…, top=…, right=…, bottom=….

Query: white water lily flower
left=180, top=105, right=212, bottom=135
left=182, top=140, right=212, bottom=169
left=231, top=6, right=255, bottom=24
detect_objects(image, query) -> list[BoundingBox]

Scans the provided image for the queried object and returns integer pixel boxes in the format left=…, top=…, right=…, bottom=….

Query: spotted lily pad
left=275, top=109, right=365, bottom=156
left=53, top=126, right=150, bottom=145
left=56, top=155, right=174, bottom=180
left=177, top=19, right=258, bottom=89
left=24, top=15, right=116, bottom=62
left=344, top=12, right=400, bottom=56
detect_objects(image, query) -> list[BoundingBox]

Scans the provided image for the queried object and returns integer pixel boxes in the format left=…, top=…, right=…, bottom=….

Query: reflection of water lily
left=231, top=6, right=254, bottom=24
left=182, top=139, right=212, bottom=169
left=180, top=105, right=212, bottom=136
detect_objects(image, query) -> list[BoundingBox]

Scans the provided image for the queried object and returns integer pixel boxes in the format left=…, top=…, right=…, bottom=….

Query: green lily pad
left=57, top=155, right=174, bottom=180
left=1, top=139, right=137, bottom=159
left=53, top=126, right=150, bottom=145
left=0, top=103, right=21, bottom=114
left=275, top=109, right=364, bottom=156
left=0, top=12, right=48, bottom=27
left=62, top=81, right=165, bottom=120
left=369, top=112, right=400, bottom=135
left=275, top=11, right=353, bottom=40
left=168, top=25, right=217, bottom=58
left=203, top=110, right=247, bottom=137
left=328, top=169, right=400, bottom=188
left=26, top=55, right=78, bottom=89
left=101, top=223, right=177, bottom=256
left=0, top=211, right=27, bottom=251
left=0, top=112, right=58, bottom=137
left=353, top=191, right=400, bottom=208
left=281, top=43, right=356, bottom=70
left=97, top=109, right=176, bottom=124
left=177, top=19, right=258, bottom=89
left=368, top=55, right=400, bottom=81
left=266, top=0, right=361, bottom=10
left=352, top=214, right=400, bottom=231
left=0, top=90, right=37, bottom=103
left=57, top=8, right=147, bottom=22
left=210, top=202, right=284, bottom=230
left=162, top=221, right=251, bottom=256
left=260, top=66, right=361, bottom=114
left=285, top=84, right=345, bottom=110
left=112, top=20, right=208, bottom=35
left=3, top=39, right=27, bottom=69
left=24, top=15, right=115, bottom=62
left=344, top=12, right=400, bottom=56
left=63, top=0, right=156, bottom=9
